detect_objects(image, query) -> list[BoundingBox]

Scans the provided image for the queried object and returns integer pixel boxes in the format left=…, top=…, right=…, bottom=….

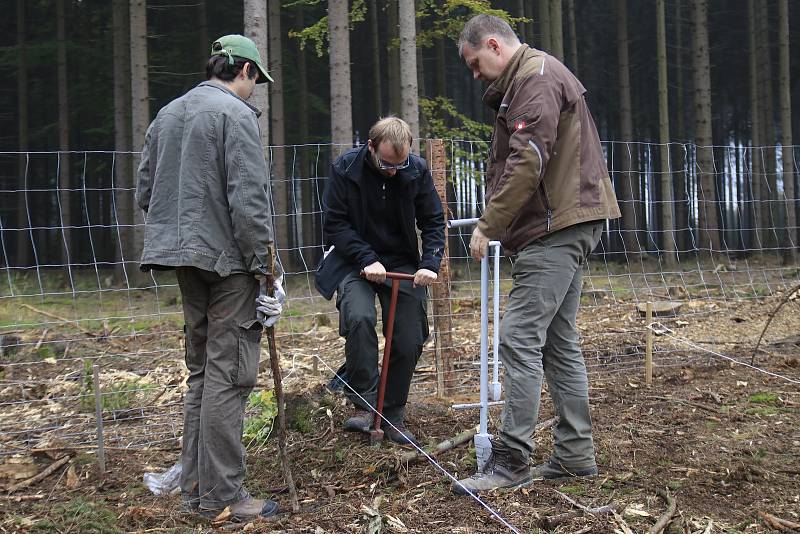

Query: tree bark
left=656, top=0, right=676, bottom=266
left=673, top=0, right=688, bottom=252
left=15, top=0, right=29, bottom=268
left=778, top=0, right=795, bottom=263
left=387, top=0, right=401, bottom=115
left=328, top=0, right=353, bottom=153
left=57, top=0, right=72, bottom=276
left=549, top=0, right=563, bottom=61
left=398, top=0, right=419, bottom=152
left=691, top=0, right=720, bottom=254
left=197, top=0, right=208, bottom=70
left=566, top=0, right=578, bottom=73
left=244, top=0, right=270, bottom=148
left=294, top=6, right=316, bottom=265
left=756, top=2, right=776, bottom=251
left=112, top=0, right=132, bottom=282
left=369, top=0, right=382, bottom=117
left=616, top=0, right=640, bottom=255
left=268, top=0, right=290, bottom=267
left=538, top=0, right=551, bottom=51
left=128, top=0, right=149, bottom=285
left=747, top=0, right=762, bottom=252
left=516, top=0, right=527, bottom=42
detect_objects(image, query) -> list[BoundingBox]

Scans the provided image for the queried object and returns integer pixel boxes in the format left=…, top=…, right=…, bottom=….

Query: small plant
left=748, top=392, right=779, bottom=405
left=243, top=390, right=278, bottom=450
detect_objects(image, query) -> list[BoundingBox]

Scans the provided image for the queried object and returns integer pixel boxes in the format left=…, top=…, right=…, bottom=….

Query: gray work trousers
left=336, top=267, right=428, bottom=414
left=175, top=267, right=261, bottom=510
left=499, top=221, right=603, bottom=468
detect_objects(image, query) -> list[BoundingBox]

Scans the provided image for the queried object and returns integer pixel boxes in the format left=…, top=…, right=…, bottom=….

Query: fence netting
left=0, top=139, right=798, bottom=456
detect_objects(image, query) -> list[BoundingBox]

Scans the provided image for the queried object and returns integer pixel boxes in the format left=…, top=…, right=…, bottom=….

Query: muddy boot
left=343, top=409, right=373, bottom=433
left=531, top=459, right=598, bottom=480
left=452, top=440, right=531, bottom=495
left=382, top=406, right=419, bottom=447
left=200, top=492, right=279, bottom=522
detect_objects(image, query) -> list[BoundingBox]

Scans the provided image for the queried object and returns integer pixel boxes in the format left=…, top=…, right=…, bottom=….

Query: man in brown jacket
left=453, top=14, right=620, bottom=495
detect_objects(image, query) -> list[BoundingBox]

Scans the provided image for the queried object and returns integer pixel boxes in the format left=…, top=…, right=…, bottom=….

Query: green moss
left=748, top=392, right=779, bottom=405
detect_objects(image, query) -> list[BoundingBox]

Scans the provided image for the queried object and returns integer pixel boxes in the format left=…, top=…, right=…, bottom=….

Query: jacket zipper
left=540, top=181, right=553, bottom=232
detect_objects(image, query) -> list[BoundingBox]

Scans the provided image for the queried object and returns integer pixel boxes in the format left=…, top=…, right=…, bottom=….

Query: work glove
left=256, top=276, right=286, bottom=328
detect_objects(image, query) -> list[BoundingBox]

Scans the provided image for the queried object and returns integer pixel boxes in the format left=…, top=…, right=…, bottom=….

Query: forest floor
left=0, top=258, right=799, bottom=533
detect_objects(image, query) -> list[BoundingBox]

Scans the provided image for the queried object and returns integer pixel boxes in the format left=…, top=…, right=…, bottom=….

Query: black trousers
left=335, top=267, right=429, bottom=414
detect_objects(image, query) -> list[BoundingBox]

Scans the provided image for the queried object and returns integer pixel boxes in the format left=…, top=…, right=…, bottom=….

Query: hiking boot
left=452, top=440, right=532, bottom=495
left=344, top=409, right=373, bottom=433
left=382, top=419, right=420, bottom=447
left=531, top=459, right=598, bottom=480
left=199, top=494, right=279, bottom=522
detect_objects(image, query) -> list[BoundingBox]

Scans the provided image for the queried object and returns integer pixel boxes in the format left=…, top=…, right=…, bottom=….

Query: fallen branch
left=759, top=511, right=800, bottom=531
left=553, top=489, right=615, bottom=516
left=612, top=510, right=635, bottom=534
left=0, top=494, right=45, bottom=501
left=752, top=282, right=800, bottom=365
left=21, top=304, right=99, bottom=338
left=648, top=488, right=677, bottom=534
left=7, top=454, right=72, bottom=493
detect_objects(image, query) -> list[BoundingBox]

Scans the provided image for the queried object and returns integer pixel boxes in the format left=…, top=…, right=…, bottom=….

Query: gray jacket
left=135, top=81, right=274, bottom=277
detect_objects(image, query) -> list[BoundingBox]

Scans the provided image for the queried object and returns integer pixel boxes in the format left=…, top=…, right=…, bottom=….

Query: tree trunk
left=516, top=0, right=527, bottom=42
left=778, top=0, right=795, bottom=263
left=435, top=36, right=446, bottom=99
left=244, top=1, right=269, bottom=148
left=656, top=0, right=676, bottom=266
left=747, top=0, right=762, bottom=252
left=525, top=0, right=535, bottom=46
left=294, top=6, right=316, bottom=265
left=673, top=0, right=688, bottom=252
left=616, top=0, right=639, bottom=255
left=112, top=0, right=132, bottom=282
left=268, top=0, right=290, bottom=267
left=756, top=2, right=776, bottom=252
left=329, top=0, right=353, bottom=153
left=566, top=0, right=578, bottom=73
left=538, top=0, right=551, bottom=51
left=369, top=0, right=382, bottom=117
left=15, top=0, right=29, bottom=268
left=387, top=0, right=401, bottom=115
left=197, top=0, right=208, bottom=69
left=57, top=0, right=72, bottom=277
left=691, top=0, right=719, bottom=254
left=549, top=0, right=563, bottom=61
left=398, top=0, right=419, bottom=152
left=129, top=0, right=149, bottom=284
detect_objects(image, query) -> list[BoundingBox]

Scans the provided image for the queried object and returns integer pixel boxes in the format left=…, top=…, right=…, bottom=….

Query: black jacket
left=315, top=144, right=445, bottom=300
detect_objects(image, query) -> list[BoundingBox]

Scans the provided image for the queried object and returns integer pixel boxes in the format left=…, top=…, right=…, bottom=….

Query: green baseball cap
left=210, top=34, right=274, bottom=84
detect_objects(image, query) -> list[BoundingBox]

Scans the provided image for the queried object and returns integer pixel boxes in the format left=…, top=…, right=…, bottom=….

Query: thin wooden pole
left=645, top=302, right=653, bottom=386
left=92, top=364, right=106, bottom=473
left=427, top=139, right=454, bottom=397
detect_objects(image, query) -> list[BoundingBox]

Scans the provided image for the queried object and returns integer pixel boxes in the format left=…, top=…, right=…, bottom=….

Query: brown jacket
left=477, top=45, right=620, bottom=254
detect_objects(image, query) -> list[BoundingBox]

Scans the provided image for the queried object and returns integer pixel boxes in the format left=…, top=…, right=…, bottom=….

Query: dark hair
left=205, top=55, right=258, bottom=82
left=458, top=14, right=518, bottom=56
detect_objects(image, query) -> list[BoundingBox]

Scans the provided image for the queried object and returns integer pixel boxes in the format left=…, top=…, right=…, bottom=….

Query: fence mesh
left=0, top=140, right=798, bottom=457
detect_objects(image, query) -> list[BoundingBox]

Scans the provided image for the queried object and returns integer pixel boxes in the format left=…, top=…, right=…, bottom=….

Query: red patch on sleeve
left=514, top=119, right=526, bottom=130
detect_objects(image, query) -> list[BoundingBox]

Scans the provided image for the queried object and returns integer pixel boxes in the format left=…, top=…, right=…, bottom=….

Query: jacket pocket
left=233, top=319, right=262, bottom=387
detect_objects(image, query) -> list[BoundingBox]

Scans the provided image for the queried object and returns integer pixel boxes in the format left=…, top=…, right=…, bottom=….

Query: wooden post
left=645, top=302, right=653, bottom=386
left=427, top=139, right=455, bottom=397
left=92, top=364, right=106, bottom=473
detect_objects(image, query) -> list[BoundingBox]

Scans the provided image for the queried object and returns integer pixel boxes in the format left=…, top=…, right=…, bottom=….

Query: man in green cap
left=136, top=34, right=282, bottom=521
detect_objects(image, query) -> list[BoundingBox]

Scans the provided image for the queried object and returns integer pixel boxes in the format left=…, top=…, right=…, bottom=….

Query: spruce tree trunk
left=566, top=0, right=578, bottom=73
left=294, top=6, right=316, bottom=264
left=656, top=0, right=676, bottom=266
left=57, top=0, right=72, bottom=276
left=691, top=0, right=720, bottom=254
left=328, top=0, right=353, bottom=153
left=549, top=0, right=563, bottom=61
left=538, top=0, right=551, bottom=51
left=113, top=0, right=132, bottom=282
left=197, top=0, right=208, bottom=69
left=616, top=0, right=640, bottom=255
left=15, top=0, right=29, bottom=268
left=244, top=1, right=269, bottom=148
left=435, top=37, right=446, bottom=99
left=673, top=0, right=688, bottom=252
left=129, top=0, right=149, bottom=284
left=369, top=0, right=382, bottom=117
left=516, top=0, right=527, bottom=42
left=268, top=0, right=290, bottom=267
left=756, top=2, right=776, bottom=252
left=747, top=0, right=762, bottom=252
left=398, top=0, right=419, bottom=152
left=387, top=0, right=401, bottom=115
left=778, top=0, right=795, bottom=263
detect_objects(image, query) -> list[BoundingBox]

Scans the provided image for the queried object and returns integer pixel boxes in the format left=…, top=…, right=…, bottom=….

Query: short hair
left=205, top=55, right=258, bottom=83
left=369, top=116, right=413, bottom=154
left=458, top=14, right=519, bottom=56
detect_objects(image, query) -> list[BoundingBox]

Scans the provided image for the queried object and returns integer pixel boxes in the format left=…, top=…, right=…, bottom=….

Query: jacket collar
left=197, top=81, right=262, bottom=117
left=483, top=44, right=530, bottom=111
left=343, top=143, right=420, bottom=187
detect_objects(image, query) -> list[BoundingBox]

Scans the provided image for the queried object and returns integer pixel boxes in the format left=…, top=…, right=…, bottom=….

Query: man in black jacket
left=316, top=117, right=444, bottom=445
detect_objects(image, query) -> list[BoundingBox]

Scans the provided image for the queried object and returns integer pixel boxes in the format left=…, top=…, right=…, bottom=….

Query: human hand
left=256, top=276, right=285, bottom=327
left=413, top=268, right=437, bottom=287
left=469, top=226, right=489, bottom=261
left=362, top=261, right=386, bottom=284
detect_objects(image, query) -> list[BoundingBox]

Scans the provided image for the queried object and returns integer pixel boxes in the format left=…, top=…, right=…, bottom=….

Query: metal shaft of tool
left=371, top=272, right=416, bottom=440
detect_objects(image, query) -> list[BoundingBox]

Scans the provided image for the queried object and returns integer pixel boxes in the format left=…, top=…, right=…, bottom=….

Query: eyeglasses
left=377, top=156, right=410, bottom=171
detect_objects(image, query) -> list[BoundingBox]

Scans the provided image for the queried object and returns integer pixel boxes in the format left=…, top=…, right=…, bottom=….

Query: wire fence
left=0, top=139, right=798, bottom=458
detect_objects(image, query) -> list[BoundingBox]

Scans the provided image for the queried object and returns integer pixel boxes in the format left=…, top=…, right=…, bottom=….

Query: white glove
left=256, top=276, right=285, bottom=327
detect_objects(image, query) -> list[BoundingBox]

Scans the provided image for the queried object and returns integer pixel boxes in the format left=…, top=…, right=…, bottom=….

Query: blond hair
left=368, top=116, right=412, bottom=154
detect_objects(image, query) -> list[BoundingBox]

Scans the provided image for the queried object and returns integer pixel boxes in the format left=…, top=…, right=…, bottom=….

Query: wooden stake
left=92, top=364, right=106, bottom=473
left=645, top=302, right=653, bottom=386
left=427, top=139, right=454, bottom=397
